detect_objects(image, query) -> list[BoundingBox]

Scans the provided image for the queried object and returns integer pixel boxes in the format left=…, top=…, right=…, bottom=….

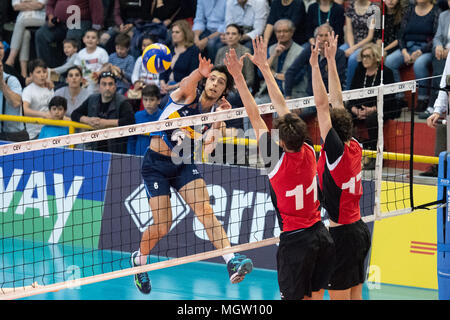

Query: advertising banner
left=0, top=145, right=110, bottom=248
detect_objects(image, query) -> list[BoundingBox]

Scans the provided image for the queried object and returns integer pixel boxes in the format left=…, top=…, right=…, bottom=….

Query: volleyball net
left=0, top=79, right=440, bottom=299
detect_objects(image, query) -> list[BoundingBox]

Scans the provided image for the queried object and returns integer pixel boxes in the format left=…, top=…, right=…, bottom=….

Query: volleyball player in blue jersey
left=131, top=54, right=253, bottom=295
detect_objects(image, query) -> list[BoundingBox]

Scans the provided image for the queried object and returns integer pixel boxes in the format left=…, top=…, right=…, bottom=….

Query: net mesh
left=0, top=79, right=432, bottom=298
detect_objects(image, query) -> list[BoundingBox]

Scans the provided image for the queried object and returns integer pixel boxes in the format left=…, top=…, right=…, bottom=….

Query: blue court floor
left=0, top=237, right=439, bottom=300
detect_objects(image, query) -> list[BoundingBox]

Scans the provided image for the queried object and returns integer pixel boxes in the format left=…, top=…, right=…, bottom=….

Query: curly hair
left=330, top=108, right=353, bottom=143
left=273, top=112, right=308, bottom=152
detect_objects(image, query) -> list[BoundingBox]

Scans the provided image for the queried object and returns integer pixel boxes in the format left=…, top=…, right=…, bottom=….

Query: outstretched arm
left=171, top=54, right=212, bottom=104
left=224, top=48, right=268, bottom=142
left=246, top=36, right=290, bottom=117
left=325, top=32, right=345, bottom=109
left=310, top=43, right=332, bottom=142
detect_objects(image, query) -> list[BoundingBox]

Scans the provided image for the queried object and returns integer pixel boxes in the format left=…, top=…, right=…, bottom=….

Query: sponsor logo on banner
left=0, top=145, right=109, bottom=247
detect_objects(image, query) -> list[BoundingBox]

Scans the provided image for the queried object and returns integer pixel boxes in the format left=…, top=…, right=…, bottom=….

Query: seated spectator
left=346, top=43, right=398, bottom=170
left=100, top=0, right=124, bottom=53
left=384, top=0, right=440, bottom=112
left=131, top=33, right=160, bottom=89
left=215, top=24, right=255, bottom=89
left=127, top=84, right=162, bottom=156
left=129, top=33, right=160, bottom=111
left=38, top=96, right=70, bottom=139
left=160, top=20, right=200, bottom=95
left=49, top=38, right=79, bottom=83
left=74, top=29, right=109, bottom=94
left=223, top=0, right=270, bottom=48
left=340, top=0, right=380, bottom=90
left=22, top=59, right=55, bottom=140
left=1, top=41, right=26, bottom=88
left=305, top=0, right=345, bottom=47
left=255, top=19, right=303, bottom=104
left=5, top=0, right=47, bottom=79
left=105, top=33, right=136, bottom=95
left=192, top=0, right=227, bottom=61
left=54, top=66, right=90, bottom=116
left=376, top=0, right=406, bottom=56
left=0, top=59, right=28, bottom=142
left=35, top=0, right=104, bottom=68
left=424, top=53, right=450, bottom=177
left=285, top=24, right=346, bottom=119
left=420, top=0, right=450, bottom=119
left=262, top=0, right=307, bottom=47
left=70, top=71, right=135, bottom=154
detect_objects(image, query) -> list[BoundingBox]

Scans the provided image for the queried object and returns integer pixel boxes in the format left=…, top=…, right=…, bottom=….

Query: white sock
left=223, top=252, right=235, bottom=264
left=134, top=250, right=148, bottom=266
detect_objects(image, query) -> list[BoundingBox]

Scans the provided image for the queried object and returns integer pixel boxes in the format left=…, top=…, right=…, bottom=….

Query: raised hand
left=224, top=48, right=245, bottom=79
left=324, top=31, right=338, bottom=60
left=246, top=36, right=269, bottom=68
left=198, top=53, right=213, bottom=78
left=216, top=96, right=232, bottom=111
left=309, top=43, right=320, bottom=68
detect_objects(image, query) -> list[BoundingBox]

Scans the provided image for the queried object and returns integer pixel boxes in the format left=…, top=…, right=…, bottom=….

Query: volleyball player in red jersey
left=224, top=36, right=335, bottom=300
left=310, top=32, right=371, bottom=300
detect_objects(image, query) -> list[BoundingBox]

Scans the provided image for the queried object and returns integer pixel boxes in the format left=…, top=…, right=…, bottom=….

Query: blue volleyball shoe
left=131, top=251, right=151, bottom=294
left=227, top=253, right=253, bottom=284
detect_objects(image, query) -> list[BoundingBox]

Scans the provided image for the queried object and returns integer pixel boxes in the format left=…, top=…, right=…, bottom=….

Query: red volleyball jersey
left=261, top=133, right=321, bottom=232
left=317, top=128, right=363, bottom=224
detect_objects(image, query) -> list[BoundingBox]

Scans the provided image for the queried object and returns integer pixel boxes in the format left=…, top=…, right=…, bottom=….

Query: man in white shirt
left=222, top=0, right=269, bottom=47
left=424, top=54, right=450, bottom=176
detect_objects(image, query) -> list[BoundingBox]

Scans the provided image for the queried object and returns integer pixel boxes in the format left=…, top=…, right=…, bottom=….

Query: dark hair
left=49, top=96, right=68, bottom=111
left=66, top=65, right=83, bottom=76
left=28, top=59, right=47, bottom=75
left=273, top=112, right=308, bottom=152
left=209, top=65, right=234, bottom=96
left=226, top=23, right=243, bottom=35
left=97, top=71, right=116, bottom=83
left=330, top=108, right=353, bottom=142
left=63, top=38, right=79, bottom=49
left=83, top=29, right=99, bottom=38
left=115, top=33, right=131, bottom=48
left=139, top=32, right=158, bottom=50
left=142, top=84, right=161, bottom=99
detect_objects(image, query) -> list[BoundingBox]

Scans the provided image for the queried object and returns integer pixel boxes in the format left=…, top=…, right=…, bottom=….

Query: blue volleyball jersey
left=150, top=90, right=217, bottom=154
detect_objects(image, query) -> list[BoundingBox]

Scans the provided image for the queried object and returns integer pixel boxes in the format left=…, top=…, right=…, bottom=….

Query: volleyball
left=142, top=43, right=172, bottom=74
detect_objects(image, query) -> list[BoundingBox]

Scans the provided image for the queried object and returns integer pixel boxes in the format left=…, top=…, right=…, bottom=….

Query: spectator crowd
left=0, top=0, right=449, bottom=174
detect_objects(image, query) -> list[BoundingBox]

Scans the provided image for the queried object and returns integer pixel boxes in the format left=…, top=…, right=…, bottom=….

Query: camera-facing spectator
left=0, top=55, right=28, bottom=142
left=22, top=59, right=55, bottom=140
left=70, top=71, right=135, bottom=153
left=38, top=96, right=70, bottom=139
left=54, top=65, right=90, bottom=116
left=35, top=0, right=104, bottom=68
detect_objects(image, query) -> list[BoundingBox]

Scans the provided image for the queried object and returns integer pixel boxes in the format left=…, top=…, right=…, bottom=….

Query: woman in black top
left=305, top=0, right=345, bottom=46
left=376, top=0, right=407, bottom=55
left=347, top=43, right=398, bottom=169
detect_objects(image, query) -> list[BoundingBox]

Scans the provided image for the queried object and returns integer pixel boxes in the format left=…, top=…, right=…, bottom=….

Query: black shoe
left=131, top=251, right=151, bottom=294
left=419, top=165, right=438, bottom=177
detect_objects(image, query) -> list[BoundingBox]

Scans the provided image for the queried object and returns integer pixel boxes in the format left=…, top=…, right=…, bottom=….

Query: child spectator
left=38, top=96, right=70, bottom=139
left=22, top=59, right=55, bottom=140
left=107, top=33, right=135, bottom=94
left=131, top=33, right=160, bottom=88
left=127, top=84, right=162, bottom=156
left=74, top=29, right=109, bottom=94
left=50, top=39, right=79, bottom=82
